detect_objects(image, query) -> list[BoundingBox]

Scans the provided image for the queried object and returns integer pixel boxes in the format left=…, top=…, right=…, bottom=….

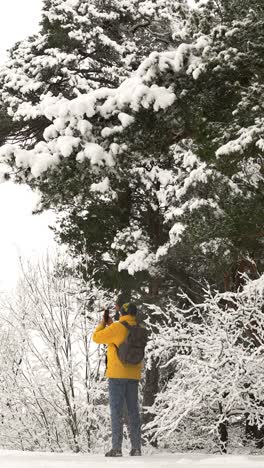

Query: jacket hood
left=119, top=314, right=137, bottom=324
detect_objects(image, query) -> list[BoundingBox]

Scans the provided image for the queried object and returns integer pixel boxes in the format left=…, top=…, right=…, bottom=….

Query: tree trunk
left=218, top=402, right=228, bottom=453
left=142, top=359, right=159, bottom=447
left=218, top=421, right=228, bottom=453
left=141, top=276, right=161, bottom=447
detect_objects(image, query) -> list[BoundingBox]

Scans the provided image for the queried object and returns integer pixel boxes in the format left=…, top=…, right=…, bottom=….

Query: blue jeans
left=108, top=378, right=141, bottom=451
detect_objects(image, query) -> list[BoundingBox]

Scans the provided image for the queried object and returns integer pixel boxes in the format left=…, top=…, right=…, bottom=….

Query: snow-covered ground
left=1, top=451, right=264, bottom=467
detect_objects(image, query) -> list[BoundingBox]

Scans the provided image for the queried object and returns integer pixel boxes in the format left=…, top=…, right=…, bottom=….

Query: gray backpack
left=117, top=321, right=148, bottom=365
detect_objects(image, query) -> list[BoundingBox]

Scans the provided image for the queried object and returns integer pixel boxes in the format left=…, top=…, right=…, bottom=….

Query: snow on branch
left=144, top=275, right=264, bottom=450
left=0, top=35, right=210, bottom=180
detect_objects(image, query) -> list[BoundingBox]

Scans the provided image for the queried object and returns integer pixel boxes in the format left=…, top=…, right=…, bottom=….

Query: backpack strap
left=121, top=320, right=141, bottom=329
left=120, top=321, right=132, bottom=330
left=113, top=322, right=131, bottom=352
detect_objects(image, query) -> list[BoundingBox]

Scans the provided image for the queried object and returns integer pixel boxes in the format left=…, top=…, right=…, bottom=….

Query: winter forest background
left=0, top=0, right=263, bottom=456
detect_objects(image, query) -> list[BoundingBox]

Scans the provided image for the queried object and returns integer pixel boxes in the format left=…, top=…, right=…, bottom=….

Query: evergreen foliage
left=0, top=0, right=262, bottom=299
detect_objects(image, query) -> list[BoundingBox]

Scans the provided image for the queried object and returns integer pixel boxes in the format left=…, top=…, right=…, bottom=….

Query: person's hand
left=102, top=308, right=113, bottom=326
left=102, top=317, right=113, bottom=326
left=100, top=315, right=113, bottom=327
left=107, top=316, right=113, bottom=325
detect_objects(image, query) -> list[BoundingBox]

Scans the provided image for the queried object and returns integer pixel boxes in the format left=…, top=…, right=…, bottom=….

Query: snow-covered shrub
left=144, top=274, right=264, bottom=453
left=0, top=256, right=111, bottom=452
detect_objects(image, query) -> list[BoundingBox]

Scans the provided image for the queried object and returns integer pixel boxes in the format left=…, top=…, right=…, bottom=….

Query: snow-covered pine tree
left=0, top=0, right=190, bottom=294
left=1, top=0, right=263, bottom=295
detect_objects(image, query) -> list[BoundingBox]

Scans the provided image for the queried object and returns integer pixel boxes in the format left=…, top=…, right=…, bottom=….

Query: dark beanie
left=127, top=303, right=137, bottom=316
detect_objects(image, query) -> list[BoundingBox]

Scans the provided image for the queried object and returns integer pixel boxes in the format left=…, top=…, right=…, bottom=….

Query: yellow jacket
left=92, top=314, right=142, bottom=380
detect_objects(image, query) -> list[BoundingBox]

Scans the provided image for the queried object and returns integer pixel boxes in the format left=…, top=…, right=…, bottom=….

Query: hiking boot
left=129, top=448, right=142, bottom=456
left=105, top=448, right=122, bottom=457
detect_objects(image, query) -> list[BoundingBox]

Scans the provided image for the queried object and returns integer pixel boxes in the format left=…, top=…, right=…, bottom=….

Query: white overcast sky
left=0, top=183, right=56, bottom=291
left=0, top=0, right=43, bottom=61
left=0, top=0, right=56, bottom=291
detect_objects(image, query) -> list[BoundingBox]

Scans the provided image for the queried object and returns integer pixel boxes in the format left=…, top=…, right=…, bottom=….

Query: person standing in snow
left=93, top=301, right=142, bottom=457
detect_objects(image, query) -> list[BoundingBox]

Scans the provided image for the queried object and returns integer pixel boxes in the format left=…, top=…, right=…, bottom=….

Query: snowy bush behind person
left=144, top=274, right=264, bottom=452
